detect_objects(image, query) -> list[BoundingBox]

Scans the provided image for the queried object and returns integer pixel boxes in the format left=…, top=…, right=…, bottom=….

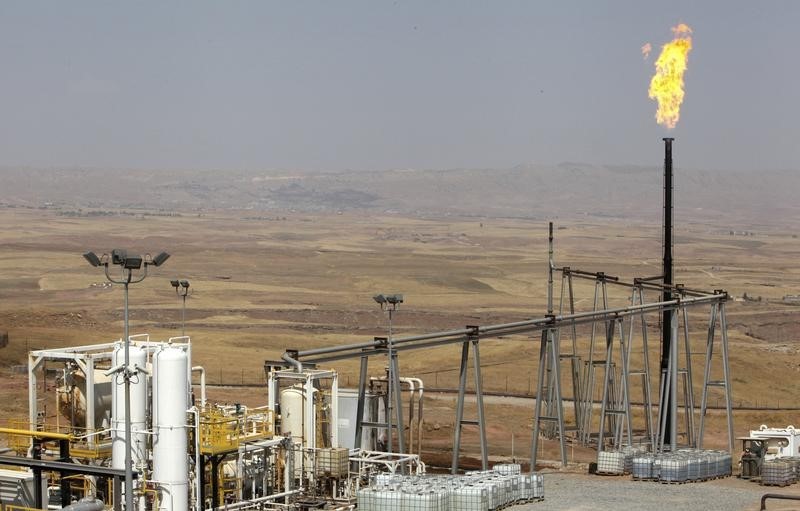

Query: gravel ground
left=511, top=472, right=800, bottom=511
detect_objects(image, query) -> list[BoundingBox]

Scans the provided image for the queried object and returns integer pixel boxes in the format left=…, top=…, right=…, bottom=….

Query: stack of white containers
left=624, top=449, right=732, bottom=483
left=596, top=451, right=625, bottom=475
left=356, top=464, right=544, bottom=511
left=779, top=457, right=800, bottom=484
left=762, top=460, right=793, bottom=487
left=622, top=446, right=644, bottom=474
left=631, top=454, right=654, bottom=480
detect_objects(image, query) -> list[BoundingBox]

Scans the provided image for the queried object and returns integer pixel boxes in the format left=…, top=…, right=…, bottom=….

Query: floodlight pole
left=171, top=281, right=190, bottom=336
left=178, top=289, right=188, bottom=337
left=386, top=305, right=395, bottom=453
left=85, top=249, right=169, bottom=511
left=182, top=294, right=186, bottom=336
left=102, top=264, right=149, bottom=511
left=122, top=272, right=133, bottom=511
left=374, top=296, right=402, bottom=454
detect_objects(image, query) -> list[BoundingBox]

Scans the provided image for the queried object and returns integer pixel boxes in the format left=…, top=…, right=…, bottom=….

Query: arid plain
left=1, top=206, right=799, bottom=468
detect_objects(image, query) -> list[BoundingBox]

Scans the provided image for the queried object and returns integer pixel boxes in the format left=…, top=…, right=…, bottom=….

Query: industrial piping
left=191, top=366, right=206, bottom=408
left=281, top=291, right=726, bottom=366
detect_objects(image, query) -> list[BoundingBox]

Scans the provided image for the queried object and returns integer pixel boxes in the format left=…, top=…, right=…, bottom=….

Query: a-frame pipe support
left=530, top=321, right=568, bottom=471
left=697, top=298, right=734, bottom=455
left=451, top=326, right=488, bottom=473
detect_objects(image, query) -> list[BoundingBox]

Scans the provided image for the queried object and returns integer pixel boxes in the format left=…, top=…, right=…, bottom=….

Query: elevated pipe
left=294, top=291, right=721, bottom=360
left=189, top=407, right=202, bottom=511
left=370, top=376, right=418, bottom=454
left=281, top=351, right=302, bottom=373
left=0, top=428, right=73, bottom=441
left=297, top=293, right=727, bottom=365
left=407, top=377, right=424, bottom=457
left=400, top=378, right=416, bottom=454
left=213, top=489, right=301, bottom=511
left=191, top=367, right=206, bottom=408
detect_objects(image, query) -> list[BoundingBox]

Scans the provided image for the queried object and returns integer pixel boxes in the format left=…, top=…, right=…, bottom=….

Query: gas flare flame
left=648, top=23, right=692, bottom=129
left=641, top=42, right=652, bottom=60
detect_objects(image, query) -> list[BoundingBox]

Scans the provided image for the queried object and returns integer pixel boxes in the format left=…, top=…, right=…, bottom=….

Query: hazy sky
left=0, top=1, right=797, bottom=172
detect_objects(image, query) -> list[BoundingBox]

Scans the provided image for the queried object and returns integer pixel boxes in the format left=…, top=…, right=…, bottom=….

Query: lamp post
left=373, top=293, right=403, bottom=453
left=170, top=279, right=190, bottom=336
left=84, top=249, right=169, bottom=511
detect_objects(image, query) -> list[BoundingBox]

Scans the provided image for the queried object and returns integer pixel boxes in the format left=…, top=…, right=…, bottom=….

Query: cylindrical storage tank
left=153, top=346, right=189, bottom=511
left=280, top=385, right=307, bottom=443
left=336, top=389, right=378, bottom=450
left=111, top=343, right=148, bottom=471
left=280, top=384, right=318, bottom=478
left=59, top=369, right=113, bottom=431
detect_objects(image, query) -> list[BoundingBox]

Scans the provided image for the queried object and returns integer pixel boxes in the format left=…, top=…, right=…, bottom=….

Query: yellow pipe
left=0, top=428, right=73, bottom=441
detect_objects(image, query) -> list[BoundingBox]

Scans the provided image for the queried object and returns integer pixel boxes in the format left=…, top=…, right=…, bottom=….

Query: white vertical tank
left=336, top=389, right=377, bottom=450
left=280, top=385, right=306, bottom=443
left=280, top=384, right=318, bottom=478
left=111, top=343, right=148, bottom=472
left=153, top=346, right=189, bottom=511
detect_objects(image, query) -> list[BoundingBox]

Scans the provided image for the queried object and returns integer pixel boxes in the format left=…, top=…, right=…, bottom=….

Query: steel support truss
left=280, top=277, right=732, bottom=471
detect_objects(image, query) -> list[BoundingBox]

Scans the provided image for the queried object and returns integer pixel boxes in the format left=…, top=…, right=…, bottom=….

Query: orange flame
left=648, top=23, right=692, bottom=129
left=641, top=42, right=652, bottom=60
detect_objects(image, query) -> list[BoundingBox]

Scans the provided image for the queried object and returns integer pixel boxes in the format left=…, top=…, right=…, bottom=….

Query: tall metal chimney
left=660, top=137, right=674, bottom=445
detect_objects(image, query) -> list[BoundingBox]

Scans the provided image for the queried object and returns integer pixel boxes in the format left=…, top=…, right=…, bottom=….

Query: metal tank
left=111, top=343, right=148, bottom=472
left=279, top=385, right=307, bottom=442
left=280, top=384, right=319, bottom=478
left=153, top=346, right=189, bottom=511
left=58, top=369, right=113, bottom=431
left=336, top=388, right=377, bottom=450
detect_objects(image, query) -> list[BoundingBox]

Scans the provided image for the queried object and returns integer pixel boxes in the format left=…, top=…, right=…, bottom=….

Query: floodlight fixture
left=172, top=278, right=191, bottom=336
left=123, top=255, right=143, bottom=270
left=386, top=294, right=403, bottom=305
left=111, top=249, right=128, bottom=266
left=83, top=251, right=102, bottom=267
left=150, top=252, right=171, bottom=267
left=374, top=292, right=403, bottom=311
